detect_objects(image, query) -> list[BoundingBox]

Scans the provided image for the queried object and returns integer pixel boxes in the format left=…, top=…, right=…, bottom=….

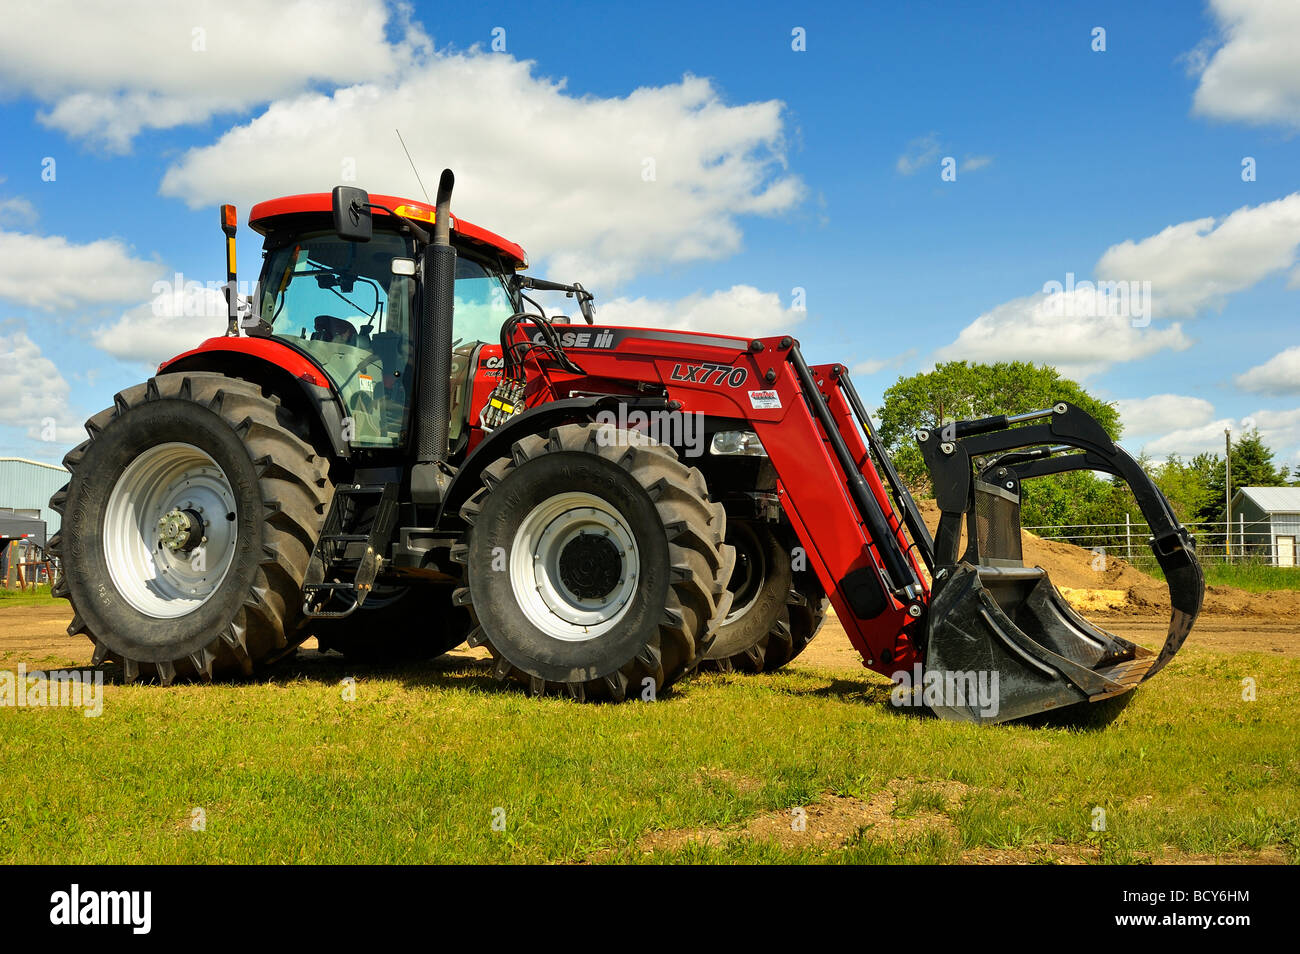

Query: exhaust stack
left=411, top=169, right=457, bottom=505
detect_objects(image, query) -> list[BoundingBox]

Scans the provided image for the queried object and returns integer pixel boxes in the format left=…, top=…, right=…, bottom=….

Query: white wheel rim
left=103, top=442, right=239, bottom=619
left=510, top=491, right=640, bottom=642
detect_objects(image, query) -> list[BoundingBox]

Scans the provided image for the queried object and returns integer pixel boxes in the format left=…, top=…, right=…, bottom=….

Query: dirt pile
left=912, top=499, right=1300, bottom=619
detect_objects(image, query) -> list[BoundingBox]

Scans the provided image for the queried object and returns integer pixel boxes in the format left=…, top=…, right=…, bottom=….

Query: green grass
left=1147, top=561, right=1300, bottom=593
left=2, top=646, right=1297, bottom=864
left=0, top=584, right=59, bottom=606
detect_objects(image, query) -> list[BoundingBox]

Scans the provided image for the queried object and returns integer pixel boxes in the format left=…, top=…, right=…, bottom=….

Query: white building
left=1230, top=486, right=1300, bottom=567
left=0, top=456, right=70, bottom=537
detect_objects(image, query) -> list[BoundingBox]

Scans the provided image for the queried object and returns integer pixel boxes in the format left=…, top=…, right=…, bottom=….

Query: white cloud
left=896, top=133, right=942, bottom=175
left=599, top=285, right=804, bottom=338
left=934, top=288, right=1193, bottom=379
left=91, top=285, right=227, bottom=367
left=1115, top=394, right=1217, bottom=442
left=0, top=329, right=83, bottom=447
left=1237, top=344, right=1300, bottom=395
left=1141, top=417, right=1237, bottom=459
left=1132, top=404, right=1300, bottom=464
left=852, top=350, right=915, bottom=377
left=160, top=54, right=802, bottom=287
left=939, top=193, right=1300, bottom=377
left=0, top=230, right=162, bottom=310
left=1096, top=193, right=1300, bottom=318
left=853, top=358, right=890, bottom=375
left=0, top=0, right=428, bottom=152
left=0, top=197, right=37, bottom=227
left=1188, top=0, right=1300, bottom=129
left=1251, top=407, right=1300, bottom=465
left=895, top=135, right=991, bottom=177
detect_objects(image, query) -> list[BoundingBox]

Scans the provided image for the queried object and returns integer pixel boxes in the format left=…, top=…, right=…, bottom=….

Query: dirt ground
left=2, top=499, right=1295, bottom=671
left=793, top=611, right=1298, bottom=672
left=629, top=776, right=1288, bottom=865
left=6, top=490, right=1295, bottom=673
left=2, top=601, right=1296, bottom=676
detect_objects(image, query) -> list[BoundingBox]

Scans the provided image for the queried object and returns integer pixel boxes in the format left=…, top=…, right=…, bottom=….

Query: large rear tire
left=48, top=373, right=331, bottom=683
left=453, top=422, right=734, bottom=701
left=702, top=519, right=829, bottom=673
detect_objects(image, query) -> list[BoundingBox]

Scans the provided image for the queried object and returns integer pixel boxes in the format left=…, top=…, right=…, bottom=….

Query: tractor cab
left=247, top=194, right=527, bottom=451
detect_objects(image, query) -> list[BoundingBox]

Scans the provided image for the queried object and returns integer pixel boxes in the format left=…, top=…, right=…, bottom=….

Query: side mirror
left=332, top=186, right=372, bottom=242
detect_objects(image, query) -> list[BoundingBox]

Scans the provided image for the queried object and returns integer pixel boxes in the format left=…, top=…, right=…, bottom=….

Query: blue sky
left=1, top=0, right=1298, bottom=466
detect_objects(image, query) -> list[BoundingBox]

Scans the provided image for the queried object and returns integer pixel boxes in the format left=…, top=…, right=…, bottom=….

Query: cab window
left=259, top=230, right=413, bottom=448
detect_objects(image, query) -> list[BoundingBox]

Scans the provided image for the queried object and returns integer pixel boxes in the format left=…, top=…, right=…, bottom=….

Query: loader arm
left=746, top=344, right=932, bottom=673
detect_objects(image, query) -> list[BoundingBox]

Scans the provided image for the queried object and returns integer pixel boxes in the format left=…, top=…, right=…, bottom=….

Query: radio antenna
left=395, top=128, right=431, bottom=204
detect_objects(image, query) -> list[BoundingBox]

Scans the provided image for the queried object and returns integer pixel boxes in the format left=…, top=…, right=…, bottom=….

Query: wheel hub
left=558, top=533, right=622, bottom=599
left=103, top=442, right=239, bottom=619
left=157, top=507, right=205, bottom=553
left=510, top=492, right=640, bottom=642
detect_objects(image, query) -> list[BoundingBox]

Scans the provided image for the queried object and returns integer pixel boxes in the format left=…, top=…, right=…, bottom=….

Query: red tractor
left=49, top=171, right=1204, bottom=722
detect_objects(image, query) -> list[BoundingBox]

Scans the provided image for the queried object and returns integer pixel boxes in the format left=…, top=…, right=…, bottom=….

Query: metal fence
left=1021, top=516, right=1296, bottom=567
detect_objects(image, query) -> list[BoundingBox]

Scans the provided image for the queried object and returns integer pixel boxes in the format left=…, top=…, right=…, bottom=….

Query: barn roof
left=1234, top=486, right=1300, bottom=513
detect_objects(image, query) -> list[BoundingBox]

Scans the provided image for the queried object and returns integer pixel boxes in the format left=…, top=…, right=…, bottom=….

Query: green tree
left=874, top=361, right=1122, bottom=526
left=1148, top=452, right=1216, bottom=524
left=1195, top=429, right=1291, bottom=525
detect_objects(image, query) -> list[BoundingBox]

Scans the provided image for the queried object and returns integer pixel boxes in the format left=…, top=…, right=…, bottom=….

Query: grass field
left=2, top=644, right=1296, bottom=864
left=0, top=585, right=59, bottom=607
left=1146, top=562, right=1300, bottom=593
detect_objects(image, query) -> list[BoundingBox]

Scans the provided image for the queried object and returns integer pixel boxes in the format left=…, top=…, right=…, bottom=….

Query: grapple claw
left=919, top=403, right=1205, bottom=724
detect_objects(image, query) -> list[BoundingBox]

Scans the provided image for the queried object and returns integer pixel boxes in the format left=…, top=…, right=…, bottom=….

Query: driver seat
left=311, top=315, right=356, bottom=345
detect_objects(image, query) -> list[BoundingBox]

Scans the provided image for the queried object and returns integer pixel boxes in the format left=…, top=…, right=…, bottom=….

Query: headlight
left=710, top=430, right=768, bottom=456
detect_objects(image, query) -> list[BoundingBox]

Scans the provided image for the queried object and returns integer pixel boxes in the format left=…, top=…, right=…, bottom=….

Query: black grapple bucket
left=917, top=405, right=1205, bottom=725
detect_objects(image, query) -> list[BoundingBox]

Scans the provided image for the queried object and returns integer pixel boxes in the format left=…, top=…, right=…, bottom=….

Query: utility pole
left=1225, top=427, right=1232, bottom=560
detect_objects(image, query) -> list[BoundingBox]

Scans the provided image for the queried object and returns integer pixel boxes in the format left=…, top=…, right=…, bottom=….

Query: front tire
left=701, top=520, right=829, bottom=672
left=454, top=423, right=734, bottom=700
left=48, top=373, right=331, bottom=683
